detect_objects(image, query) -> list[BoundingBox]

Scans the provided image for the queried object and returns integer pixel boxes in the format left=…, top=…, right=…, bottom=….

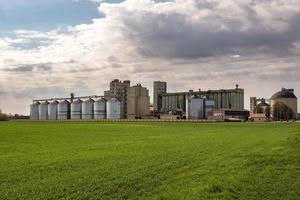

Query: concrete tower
left=153, top=81, right=167, bottom=112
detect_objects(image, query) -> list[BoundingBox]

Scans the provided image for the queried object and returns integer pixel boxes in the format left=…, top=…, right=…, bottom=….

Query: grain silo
left=186, top=95, right=204, bottom=120
left=204, top=99, right=215, bottom=119
left=82, top=98, right=94, bottom=120
left=107, top=98, right=122, bottom=119
left=39, top=101, right=49, bottom=120
left=30, top=102, right=40, bottom=120
left=48, top=100, right=59, bottom=120
left=71, top=99, right=83, bottom=120
left=94, top=98, right=107, bottom=119
left=58, top=100, right=70, bottom=120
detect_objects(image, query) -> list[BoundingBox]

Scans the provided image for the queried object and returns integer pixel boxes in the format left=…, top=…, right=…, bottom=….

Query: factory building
left=213, top=109, right=250, bottom=122
left=153, top=81, right=167, bottom=112
left=161, top=85, right=244, bottom=113
left=186, top=96, right=204, bottom=120
left=271, top=88, right=297, bottom=120
left=250, top=98, right=270, bottom=115
left=186, top=96, right=215, bottom=119
left=127, top=84, right=150, bottom=119
left=104, top=79, right=130, bottom=118
left=249, top=98, right=271, bottom=121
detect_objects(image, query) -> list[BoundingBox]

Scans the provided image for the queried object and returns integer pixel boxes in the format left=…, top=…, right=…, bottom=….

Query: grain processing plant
left=153, top=83, right=244, bottom=113
left=30, top=79, right=249, bottom=121
left=30, top=79, right=151, bottom=120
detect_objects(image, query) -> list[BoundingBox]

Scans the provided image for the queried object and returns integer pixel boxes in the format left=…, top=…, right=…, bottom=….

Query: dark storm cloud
left=119, top=3, right=300, bottom=59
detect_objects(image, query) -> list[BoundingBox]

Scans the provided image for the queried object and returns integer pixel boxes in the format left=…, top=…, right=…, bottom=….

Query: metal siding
left=82, top=99, right=94, bottom=120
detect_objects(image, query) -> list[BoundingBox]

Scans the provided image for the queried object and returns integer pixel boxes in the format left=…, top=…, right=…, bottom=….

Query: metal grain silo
left=30, top=102, right=40, bottom=120
left=204, top=99, right=215, bottom=119
left=58, top=100, right=70, bottom=120
left=107, top=98, right=122, bottom=119
left=39, top=101, right=49, bottom=120
left=94, top=98, right=107, bottom=119
left=186, top=95, right=204, bottom=120
left=82, top=98, right=94, bottom=120
left=71, top=99, right=83, bottom=120
left=48, top=100, right=59, bottom=120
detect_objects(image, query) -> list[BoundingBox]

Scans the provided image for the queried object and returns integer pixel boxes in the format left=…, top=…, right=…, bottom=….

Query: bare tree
left=273, top=102, right=294, bottom=121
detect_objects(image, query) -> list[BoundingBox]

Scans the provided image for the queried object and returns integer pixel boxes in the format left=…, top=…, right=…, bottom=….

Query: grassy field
left=0, top=121, right=299, bottom=200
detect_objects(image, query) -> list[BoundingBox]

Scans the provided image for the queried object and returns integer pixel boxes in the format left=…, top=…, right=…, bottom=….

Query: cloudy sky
left=0, top=0, right=300, bottom=115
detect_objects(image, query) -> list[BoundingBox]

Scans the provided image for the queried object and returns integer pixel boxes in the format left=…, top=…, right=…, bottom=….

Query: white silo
left=48, top=100, right=59, bottom=120
left=30, top=102, right=40, bottom=120
left=186, top=95, right=204, bottom=120
left=94, top=98, right=107, bottom=119
left=58, top=100, right=70, bottom=120
left=107, top=98, right=122, bottom=119
left=82, top=98, right=94, bottom=120
left=39, top=101, right=49, bottom=120
left=71, top=99, right=83, bottom=120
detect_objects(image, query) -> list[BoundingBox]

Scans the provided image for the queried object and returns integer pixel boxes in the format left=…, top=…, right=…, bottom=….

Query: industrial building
left=160, top=84, right=244, bottom=113
left=127, top=84, right=150, bottom=119
left=186, top=95, right=215, bottom=120
left=104, top=79, right=150, bottom=119
left=250, top=98, right=270, bottom=114
left=30, top=79, right=150, bottom=121
left=30, top=95, right=123, bottom=121
left=249, top=97, right=271, bottom=121
left=153, top=81, right=167, bottom=112
left=104, top=79, right=130, bottom=118
left=30, top=79, right=250, bottom=121
left=212, top=109, right=250, bottom=122
left=271, top=88, right=298, bottom=120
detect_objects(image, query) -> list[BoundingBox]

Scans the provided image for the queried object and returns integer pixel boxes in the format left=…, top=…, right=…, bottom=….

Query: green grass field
left=0, top=122, right=299, bottom=200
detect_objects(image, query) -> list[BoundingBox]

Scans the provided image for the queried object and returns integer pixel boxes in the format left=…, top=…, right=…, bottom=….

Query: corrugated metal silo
left=48, top=100, right=59, bottom=120
left=204, top=99, right=215, bottom=119
left=39, top=101, right=49, bottom=120
left=58, top=100, right=70, bottom=120
left=71, top=99, right=83, bottom=120
left=186, top=95, right=204, bottom=120
left=30, top=102, right=40, bottom=120
left=82, top=98, right=94, bottom=120
left=94, top=98, right=107, bottom=119
left=107, top=98, right=122, bottom=119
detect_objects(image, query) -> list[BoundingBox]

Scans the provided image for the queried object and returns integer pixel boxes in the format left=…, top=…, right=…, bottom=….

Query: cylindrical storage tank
left=204, top=99, right=215, bottom=119
left=58, top=100, right=70, bottom=120
left=39, top=101, right=49, bottom=120
left=82, top=98, right=94, bottom=120
left=94, top=98, right=107, bottom=119
left=186, top=95, right=204, bottom=120
left=71, top=99, right=83, bottom=120
left=30, top=102, right=40, bottom=120
left=48, top=100, right=59, bottom=120
left=107, top=98, right=121, bottom=119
